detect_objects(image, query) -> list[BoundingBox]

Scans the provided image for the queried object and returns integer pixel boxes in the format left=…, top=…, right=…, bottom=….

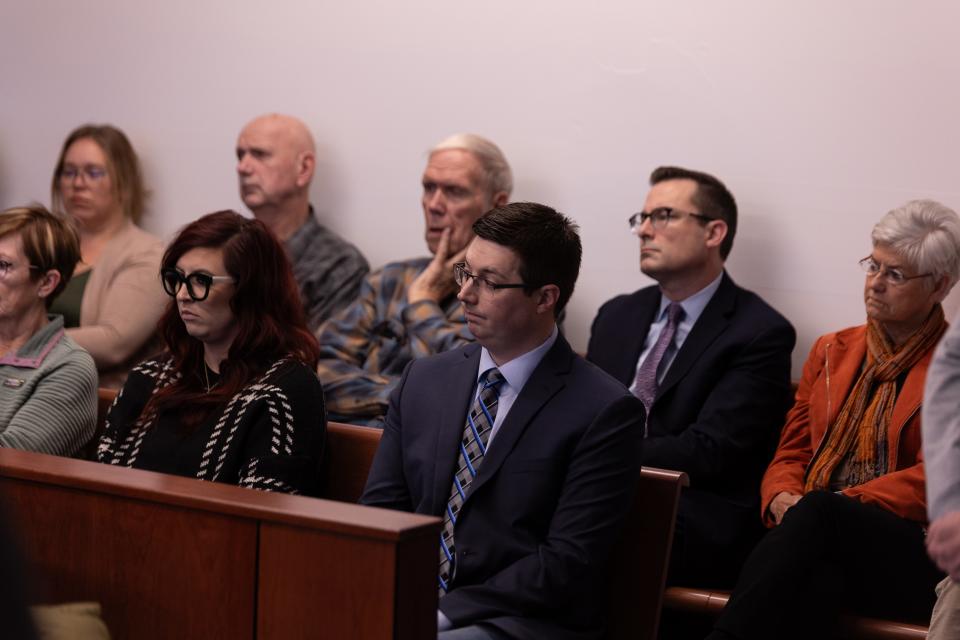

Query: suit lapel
left=657, top=272, right=734, bottom=400
left=465, top=336, right=573, bottom=499
left=618, top=288, right=661, bottom=385
left=431, top=345, right=482, bottom=513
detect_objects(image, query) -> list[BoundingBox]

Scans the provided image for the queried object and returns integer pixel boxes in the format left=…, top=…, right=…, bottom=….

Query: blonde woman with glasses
left=50, top=124, right=167, bottom=387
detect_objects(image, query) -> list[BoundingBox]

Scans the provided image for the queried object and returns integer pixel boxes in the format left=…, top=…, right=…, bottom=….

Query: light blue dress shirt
left=474, top=325, right=559, bottom=449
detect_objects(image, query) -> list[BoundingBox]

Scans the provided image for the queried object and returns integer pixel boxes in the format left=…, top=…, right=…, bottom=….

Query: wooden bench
left=610, top=467, right=689, bottom=640
left=662, top=584, right=930, bottom=639
left=80, top=396, right=690, bottom=639
left=0, top=447, right=440, bottom=639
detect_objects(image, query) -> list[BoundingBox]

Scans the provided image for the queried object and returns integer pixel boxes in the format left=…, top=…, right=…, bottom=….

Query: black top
left=97, top=355, right=326, bottom=495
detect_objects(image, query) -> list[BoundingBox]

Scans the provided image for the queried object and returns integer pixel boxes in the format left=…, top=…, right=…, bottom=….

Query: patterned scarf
left=804, top=305, right=946, bottom=493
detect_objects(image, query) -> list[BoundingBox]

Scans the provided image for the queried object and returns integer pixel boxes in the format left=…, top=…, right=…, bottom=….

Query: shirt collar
left=656, top=271, right=724, bottom=325
left=477, top=325, right=559, bottom=392
left=284, top=206, right=320, bottom=255
left=0, top=315, right=66, bottom=369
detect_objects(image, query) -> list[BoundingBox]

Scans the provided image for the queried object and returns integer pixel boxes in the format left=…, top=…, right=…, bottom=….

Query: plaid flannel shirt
left=287, top=211, right=369, bottom=332
left=315, top=257, right=474, bottom=424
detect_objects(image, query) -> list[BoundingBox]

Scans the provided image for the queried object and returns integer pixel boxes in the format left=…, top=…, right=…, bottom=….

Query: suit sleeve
left=923, top=319, right=960, bottom=521
left=358, top=361, right=415, bottom=511
left=642, top=318, right=796, bottom=485
left=438, top=394, right=645, bottom=626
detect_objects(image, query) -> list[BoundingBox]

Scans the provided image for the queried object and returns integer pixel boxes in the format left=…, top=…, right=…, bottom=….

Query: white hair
left=872, top=199, right=960, bottom=285
left=430, top=133, right=513, bottom=197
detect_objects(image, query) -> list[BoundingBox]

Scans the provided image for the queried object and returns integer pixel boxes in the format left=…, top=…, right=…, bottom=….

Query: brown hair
left=472, top=202, right=582, bottom=317
left=144, top=210, right=320, bottom=427
left=0, top=205, right=80, bottom=306
left=51, top=124, right=147, bottom=223
left=650, top=166, right=738, bottom=260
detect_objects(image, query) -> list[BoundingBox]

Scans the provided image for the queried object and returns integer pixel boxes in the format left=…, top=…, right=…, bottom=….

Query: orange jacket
left=760, top=324, right=932, bottom=527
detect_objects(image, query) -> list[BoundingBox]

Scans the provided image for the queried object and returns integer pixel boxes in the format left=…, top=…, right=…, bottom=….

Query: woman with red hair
left=97, top=211, right=325, bottom=495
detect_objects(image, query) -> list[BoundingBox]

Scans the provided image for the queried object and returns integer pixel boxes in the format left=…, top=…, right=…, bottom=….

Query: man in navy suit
left=587, top=167, right=795, bottom=588
left=362, top=202, right=645, bottom=640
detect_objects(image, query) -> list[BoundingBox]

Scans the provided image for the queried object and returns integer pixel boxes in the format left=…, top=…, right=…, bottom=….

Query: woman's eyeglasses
left=858, top=256, right=932, bottom=287
left=161, top=268, right=234, bottom=301
left=59, top=165, right=108, bottom=183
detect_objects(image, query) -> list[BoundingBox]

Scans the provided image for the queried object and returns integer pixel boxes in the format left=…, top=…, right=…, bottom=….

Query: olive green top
left=50, top=269, right=92, bottom=328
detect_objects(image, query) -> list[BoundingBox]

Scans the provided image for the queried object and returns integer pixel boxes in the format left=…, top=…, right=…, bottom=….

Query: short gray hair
left=872, top=199, right=960, bottom=285
left=430, top=133, right=513, bottom=197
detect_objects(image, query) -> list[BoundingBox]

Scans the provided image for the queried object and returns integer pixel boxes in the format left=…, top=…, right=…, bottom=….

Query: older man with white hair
left=236, top=113, right=369, bottom=330
left=316, top=133, right=511, bottom=425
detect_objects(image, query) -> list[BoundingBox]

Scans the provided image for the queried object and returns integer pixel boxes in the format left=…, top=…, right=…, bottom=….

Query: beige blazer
left=69, top=220, right=168, bottom=388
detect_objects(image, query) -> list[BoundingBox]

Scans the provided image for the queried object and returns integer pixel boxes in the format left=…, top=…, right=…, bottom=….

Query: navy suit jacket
left=361, top=334, right=644, bottom=639
left=587, top=272, right=795, bottom=586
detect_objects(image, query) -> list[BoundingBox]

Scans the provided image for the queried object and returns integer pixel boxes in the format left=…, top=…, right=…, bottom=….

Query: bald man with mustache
left=236, top=113, right=368, bottom=330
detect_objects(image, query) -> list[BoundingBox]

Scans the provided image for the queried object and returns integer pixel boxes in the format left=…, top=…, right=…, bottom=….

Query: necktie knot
left=480, top=367, right=505, bottom=391
left=666, top=302, right=684, bottom=324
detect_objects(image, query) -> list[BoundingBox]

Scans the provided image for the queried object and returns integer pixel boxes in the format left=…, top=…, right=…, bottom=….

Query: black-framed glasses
left=161, top=268, right=234, bottom=301
left=628, top=207, right=716, bottom=231
left=453, top=262, right=527, bottom=295
left=859, top=256, right=932, bottom=287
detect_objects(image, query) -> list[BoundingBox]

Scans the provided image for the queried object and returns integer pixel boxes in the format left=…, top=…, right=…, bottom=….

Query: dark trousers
left=708, top=491, right=942, bottom=640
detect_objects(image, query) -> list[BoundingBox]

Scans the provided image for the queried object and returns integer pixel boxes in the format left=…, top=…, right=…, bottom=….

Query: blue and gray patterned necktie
left=438, top=367, right=505, bottom=596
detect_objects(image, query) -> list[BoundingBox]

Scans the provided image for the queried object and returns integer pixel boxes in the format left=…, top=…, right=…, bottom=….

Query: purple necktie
left=632, top=302, right=684, bottom=421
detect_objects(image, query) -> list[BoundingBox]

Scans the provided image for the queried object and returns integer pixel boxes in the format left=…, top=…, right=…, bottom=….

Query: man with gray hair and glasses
left=587, top=166, right=795, bottom=589
left=316, top=133, right=511, bottom=425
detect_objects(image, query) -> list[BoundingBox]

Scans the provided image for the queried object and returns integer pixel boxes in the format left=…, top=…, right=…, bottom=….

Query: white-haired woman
left=709, top=200, right=960, bottom=640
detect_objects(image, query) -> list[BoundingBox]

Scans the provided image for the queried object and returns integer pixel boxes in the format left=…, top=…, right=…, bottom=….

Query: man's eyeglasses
left=59, top=165, right=108, bottom=183
left=453, top=262, right=527, bottom=295
left=859, top=256, right=932, bottom=287
left=0, top=260, right=40, bottom=279
left=161, top=268, right=234, bottom=302
left=628, top=207, right=716, bottom=231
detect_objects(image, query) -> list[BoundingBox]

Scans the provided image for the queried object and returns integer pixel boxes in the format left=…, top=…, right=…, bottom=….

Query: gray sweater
left=0, top=315, right=98, bottom=456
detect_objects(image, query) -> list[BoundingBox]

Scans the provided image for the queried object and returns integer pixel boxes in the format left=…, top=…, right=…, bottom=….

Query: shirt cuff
left=438, top=610, right=453, bottom=631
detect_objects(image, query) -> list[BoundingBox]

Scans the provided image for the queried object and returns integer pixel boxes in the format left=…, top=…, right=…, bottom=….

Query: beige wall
left=3, top=0, right=959, bottom=376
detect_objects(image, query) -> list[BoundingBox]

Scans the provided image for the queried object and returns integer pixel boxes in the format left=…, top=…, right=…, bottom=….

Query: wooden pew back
left=0, top=448, right=439, bottom=639
left=608, top=467, right=689, bottom=640
left=321, top=421, right=382, bottom=502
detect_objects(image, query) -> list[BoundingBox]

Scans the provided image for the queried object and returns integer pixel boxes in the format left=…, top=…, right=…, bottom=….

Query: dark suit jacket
left=361, top=334, right=645, bottom=640
left=587, top=272, right=795, bottom=587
